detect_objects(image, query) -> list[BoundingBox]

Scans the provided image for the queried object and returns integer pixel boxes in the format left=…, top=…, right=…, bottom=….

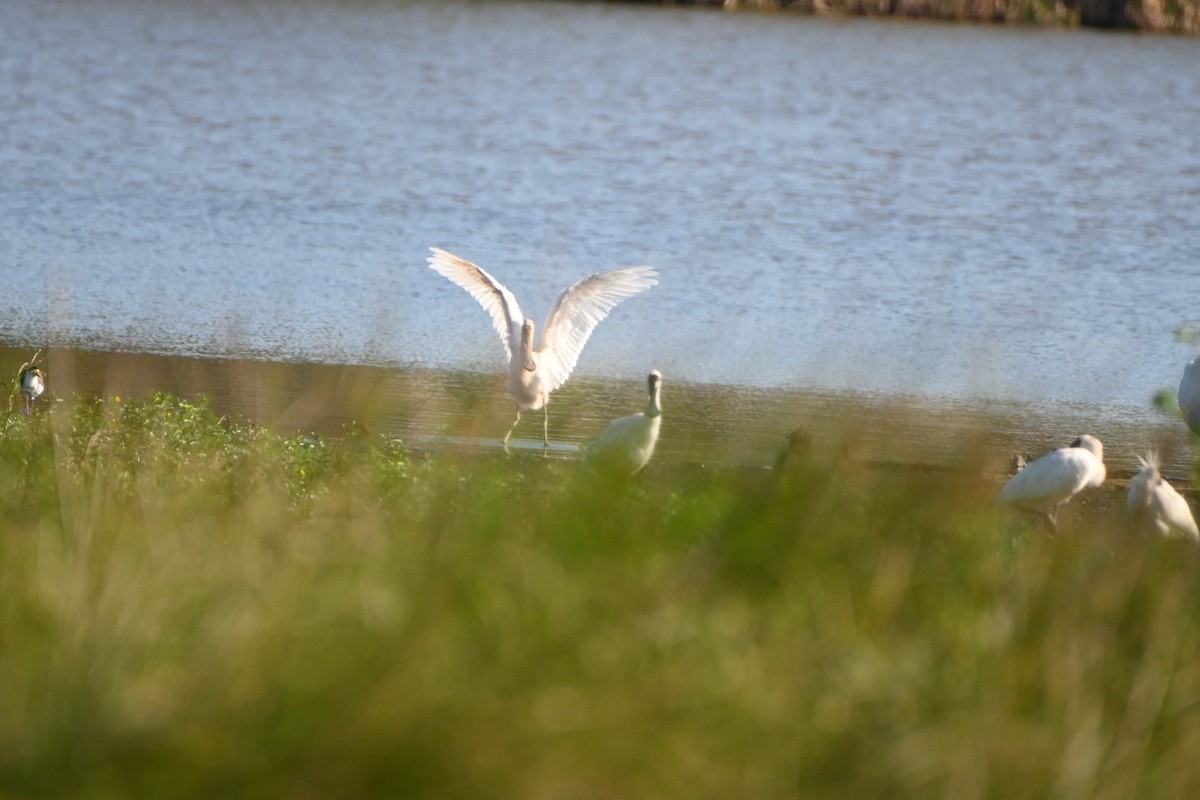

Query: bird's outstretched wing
left=538, top=266, right=658, bottom=393
left=427, top=248, right=524, bottom=363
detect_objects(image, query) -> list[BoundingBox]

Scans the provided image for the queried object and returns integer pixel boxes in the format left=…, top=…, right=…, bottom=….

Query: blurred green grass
left=2, top=393, right=1200, bottom=799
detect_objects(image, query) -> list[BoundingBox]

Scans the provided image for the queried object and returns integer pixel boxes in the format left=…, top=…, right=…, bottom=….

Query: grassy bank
left=2, top=392, right=1200, bottom=798
left=670, top=0, right=1200, bottom=34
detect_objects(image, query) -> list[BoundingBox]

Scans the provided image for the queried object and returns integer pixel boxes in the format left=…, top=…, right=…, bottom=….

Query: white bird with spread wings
left=427, top=247, right=658, bottom=450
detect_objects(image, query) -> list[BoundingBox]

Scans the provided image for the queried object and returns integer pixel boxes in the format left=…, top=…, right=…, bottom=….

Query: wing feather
left=427, top=248, right=524, bottom=363
left=1160, top=486, right=1200, bottom=540
left=537, top=266, right=658, bottom=393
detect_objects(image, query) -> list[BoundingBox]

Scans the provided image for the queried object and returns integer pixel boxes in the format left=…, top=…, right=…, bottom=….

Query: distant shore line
left=611, top=0, right=1199, bottom=34
left=2, top=343, right=1192, bottom=480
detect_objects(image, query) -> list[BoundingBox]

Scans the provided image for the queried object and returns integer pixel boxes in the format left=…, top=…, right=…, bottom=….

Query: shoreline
left=3, top=343, right=1193, bottom=481
left=619, top=0, right=1200, bottom=35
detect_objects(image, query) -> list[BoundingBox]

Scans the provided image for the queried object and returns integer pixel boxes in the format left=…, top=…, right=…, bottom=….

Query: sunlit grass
left=2, top=393, right=1200, bottom=798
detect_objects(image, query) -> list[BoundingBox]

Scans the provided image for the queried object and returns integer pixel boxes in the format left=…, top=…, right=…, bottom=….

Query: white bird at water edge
left=427, top=247, right=658, bottom=450
left=20, top=368, right=44, bottom=415
left=15, top=349, right=46, bottom=416
left=584, top=370, right=663, bottom=474
left=1127, top=451, right=1199, bottom=541
left=996, top=434, right=1107, bottom=534
left=1179, top=356, right=1200, bottom=434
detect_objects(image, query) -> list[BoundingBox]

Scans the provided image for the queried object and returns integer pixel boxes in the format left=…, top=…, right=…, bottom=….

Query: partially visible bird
left=1126, top=451, right=1199, bottom=541
left=1179, top=356, right=1200, bottom=434
left=427, top=247, right=658, bottom=450
left=996, top=434, right=1107, bottom=534
left=584, top=370, right=663, bottom=474
left=19, top=367, right=45, bottom=415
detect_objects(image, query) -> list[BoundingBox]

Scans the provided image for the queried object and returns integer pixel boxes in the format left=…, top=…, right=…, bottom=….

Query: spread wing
left=427, top=248, right=524, bottom=363
left=537, top=266, right=658, bottom=393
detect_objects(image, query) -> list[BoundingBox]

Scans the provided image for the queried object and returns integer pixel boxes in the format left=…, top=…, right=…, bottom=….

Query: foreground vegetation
left=2, top=393, right=1200, bottom=798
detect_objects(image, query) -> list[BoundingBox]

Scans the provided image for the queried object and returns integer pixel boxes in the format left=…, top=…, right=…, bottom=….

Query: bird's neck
left=516, top=323, right=536, bottom=372
left=645, top=386, right=662, bottom=418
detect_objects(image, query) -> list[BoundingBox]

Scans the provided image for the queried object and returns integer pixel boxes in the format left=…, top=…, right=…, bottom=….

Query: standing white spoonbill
left=1127, top=451, right=1199, bottom=541
left=1179, top=356, right=1200, bottom=434
left=584, top=370, right=663, bottom=474
left=996, top=435, right=1107, bottom=534
left=427, top=247, right=658, bottom=450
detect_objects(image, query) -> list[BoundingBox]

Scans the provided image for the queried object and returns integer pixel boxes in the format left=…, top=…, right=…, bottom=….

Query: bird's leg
left=542, top=405, right=549, bottom=453
left=503, top=409, right=521, bottom=454
left=1041, top=506, right=1059, bottom=536
left=1017, top=504, right=1057, bottom=536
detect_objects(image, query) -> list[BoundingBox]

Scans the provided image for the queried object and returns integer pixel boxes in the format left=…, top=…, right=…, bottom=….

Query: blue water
left=2, top=0, right=1199, bottom=414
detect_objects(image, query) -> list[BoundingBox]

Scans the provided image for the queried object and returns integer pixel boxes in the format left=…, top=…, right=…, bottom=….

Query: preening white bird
left=1179, top=356, right=1200, bottom=434
left=427, top=247, right=658, bottom=450
left=1127, top=451, right=1199, bottom=541
left=996, top=434, right=1107, bottom=534
left=584, top=370, right=663, bottom=474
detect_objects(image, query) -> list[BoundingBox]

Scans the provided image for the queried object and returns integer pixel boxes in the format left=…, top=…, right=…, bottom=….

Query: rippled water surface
left=2, top=0, right=1199, bottom=442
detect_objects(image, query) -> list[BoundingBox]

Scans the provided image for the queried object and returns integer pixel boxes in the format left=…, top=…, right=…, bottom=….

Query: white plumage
left=584, top=370, right=663, bottom=474
left=427, top=247, right=658, bottom=449
left=1179, top=356, right=1200, bottom=434
left=1127, top=451, right=1199, bottom=541
left=996, top=434, right=1107, bottom=533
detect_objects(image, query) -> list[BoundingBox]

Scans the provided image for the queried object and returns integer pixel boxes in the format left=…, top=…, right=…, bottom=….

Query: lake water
left=2, top=0, right=1199, bottom=469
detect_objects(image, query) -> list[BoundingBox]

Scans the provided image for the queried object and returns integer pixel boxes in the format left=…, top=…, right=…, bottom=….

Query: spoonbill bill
left=427, top=247, right=658, bottom=450
left=1127, top=451, right=1199, bottom=541
left=996, top=435, right=1106, bottom=534
left=584, top=370, right=663, bottom=474
left=1180, top=356, right=1200, bottom=434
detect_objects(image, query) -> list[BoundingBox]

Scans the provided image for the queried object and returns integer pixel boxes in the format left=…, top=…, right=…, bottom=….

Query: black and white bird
left=15, top=350, right=46, bottom=416
left=584, top=370, right=663, bottom=474
left=996, top=435, right=1106, bottom=534
left=19, top=367, right=45, bottom=415
left=427, top=247, right=658, bottom=450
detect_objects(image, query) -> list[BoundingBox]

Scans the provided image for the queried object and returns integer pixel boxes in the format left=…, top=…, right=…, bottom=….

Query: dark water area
left=5, top=347, right=1192, bottom=483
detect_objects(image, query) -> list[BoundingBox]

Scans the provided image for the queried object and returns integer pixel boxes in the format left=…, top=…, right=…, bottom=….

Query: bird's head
left=1070, top=434, right=1104, bottom=461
